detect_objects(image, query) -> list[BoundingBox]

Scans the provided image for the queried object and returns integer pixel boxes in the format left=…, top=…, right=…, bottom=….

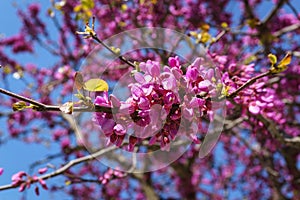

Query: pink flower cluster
left=11, top=170, right=48, bottom=195
left=94, top=56, right=223, bottom=151
left=98, top=168, right=125, bottom=185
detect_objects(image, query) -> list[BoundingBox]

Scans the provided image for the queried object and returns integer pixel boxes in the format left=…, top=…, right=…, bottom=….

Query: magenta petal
left=38, top=167, right=48, bottom=174
left=150, top=62, right=160, bottom=77
left=249, top=102, right=260, bottom=114
left=134, top=72, right=145, bottom=84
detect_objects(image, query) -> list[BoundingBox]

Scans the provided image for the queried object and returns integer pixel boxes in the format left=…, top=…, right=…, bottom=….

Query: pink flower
left=12, top=171, right=27, bottom=186
left=61, top=138, right=70, bottom=149
left=28, top=4, right=40, bottom=18
left=38, top=178, right=48, bottom=190
left=161, top=72, right=177, bottom=90
left=249, top=101, right=260, bottom=114
left=38, top=167, right=48, bottom=174
left=113, top=124, right=126, bottom=136
left=95, top=92, right=111, bottom=107
left=186, top=66, right=199, bottom=82
left=168, top=56, right=181, bottom=68
left=35, top=186, right=40, bottom=196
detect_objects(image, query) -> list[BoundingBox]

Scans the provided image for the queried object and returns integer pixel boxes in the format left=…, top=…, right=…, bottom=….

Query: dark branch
left=0, top=146, right=117, bottom=191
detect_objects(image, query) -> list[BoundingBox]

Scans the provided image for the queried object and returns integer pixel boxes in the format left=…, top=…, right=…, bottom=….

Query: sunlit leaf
left=270, top=52, right=292, bottom=73
left=121, top=4, right=128, bottom=11
left=81, top=0, right=95, bottom=9
left=74, top=5, right=82, bottom=12
left=110, top=46, right=121, bottom=55
left=74, top=92, right=85, bottom=101
left=221, top=22, right=228, bottom=29
left=277, top=52, right=292, bottom=68
left=3, top=66, right=12, bottom=74
left=65, top=180, right=71, bottom=186
left=12, top=101, right=27, bottom=111
left=54, top=0, right=66, bottom=10
left=189, top=31, right=198, bottom=38
left=247, top=18, right=260, bottom=28
left=84, top=78, right=109, bottom=92
left=47, top=8, right=55, bottom=17
left=244, top=55, right=257, bottom=64
left=200, top=32, right=211, bottom=43
left=268, top=53, right=277, bottom=65
left=200, top=23, right=210, bottom=32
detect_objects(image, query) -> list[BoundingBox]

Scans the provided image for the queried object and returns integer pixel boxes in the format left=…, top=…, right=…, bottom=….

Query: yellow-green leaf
left=110, top=46, right=121, bottom=55
left=244, top=55, right=257, bottom=64
left=65, top=180, right=72, bottom=186
left=12, top=101, right=27, bottom=111
left=73, top=5, right=82, bottom=12
left=84, top=78, right=109, bottom=92
left=47, top=8, right=55, bottom=17
left=278, top=52, right=292, bottom=68
left=221, top=22, right=228, bottom=29
left=200, top=32, right=211, bottom=43
left=247, top=18, right=260, bottom=28
left=54, top=0, right=66, bottom=10
left=81, top=0, right=94, bottom=9
left=270, top=52, right=292, bottom=73
left=200, top=23, right=210, bottom=32
left=222, top=86, right=230, bottom=97
left=189, top=31, right=198, bottom=38
left=268, top=53, right=277, bottom=65
left=74, top=92, right=85, bottom=101
left=121, top=4, right=127, bottom=11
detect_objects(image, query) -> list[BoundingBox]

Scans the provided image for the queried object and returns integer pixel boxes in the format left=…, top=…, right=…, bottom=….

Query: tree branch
left=91, top=34, right=136, bottom=69
left=286, top=1, right=300, bottom=21
left=227, top=71, right=271, bottom=99
left=0, top=87, right=114, bottom=113
left=131, top=173, right=159, bottom=200
left=262, top=0, right=287, bottom=25
left=0, top=146, right=117, bottom=191
left=273, top=23, right=300, bottom=37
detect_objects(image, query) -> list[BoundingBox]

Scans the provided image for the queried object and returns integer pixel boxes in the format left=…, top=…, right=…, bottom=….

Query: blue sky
left=0, top=1, right=69, bottom=199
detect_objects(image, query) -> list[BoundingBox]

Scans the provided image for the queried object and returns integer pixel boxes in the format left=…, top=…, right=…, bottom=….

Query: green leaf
left=268, top=53, right=277, bottom=65
left=81, top=0, right=95, bottom=9
left=65, top=180, right=72, bottom=186
left=244, top=55, right=257, bottom=64
left=74, top=92, right=85, bottom=101
left=84, top=78, right=109, bottom=92
left=270, top=52, right=292, bottom=74
left=12, top=101, right=27, bottom=111
left=277, top=52, right=292, bottom=68
left=110, top=46, right=121, bottom=55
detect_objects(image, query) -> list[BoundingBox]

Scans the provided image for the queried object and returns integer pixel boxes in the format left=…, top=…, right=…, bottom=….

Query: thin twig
left=261, top=0, right=287, bottom=25
left=0, top=146, right=117, bottom=191
left=227, top=71, right=271, bottom=99
left=273, top=23, right=300, bottom=37
left=0, top=88, right=49, bottom=109
left=0, top=87, right=114, bottom=113
left=91, top=35, right=136, bottom=68
left=286, top=1, right=300, bottom=21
